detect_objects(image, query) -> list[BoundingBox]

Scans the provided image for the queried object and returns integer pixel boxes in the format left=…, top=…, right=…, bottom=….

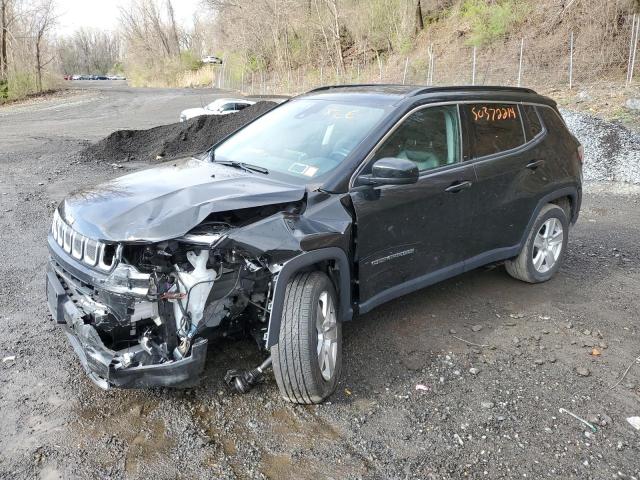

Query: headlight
left=50, top=210, right=118, bottom=270
left=51, top=210, right=61, bottom=242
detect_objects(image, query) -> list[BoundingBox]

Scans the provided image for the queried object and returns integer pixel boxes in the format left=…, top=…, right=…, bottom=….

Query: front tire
left=271, top=271, right=342, bottom=404
left=505, top=203, right=569, bottom=283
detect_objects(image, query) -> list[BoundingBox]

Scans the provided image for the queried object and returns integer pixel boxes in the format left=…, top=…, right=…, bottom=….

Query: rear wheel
left=271, top=271, right=342, bottom=404
left=505, top=203, right=569, bottom=283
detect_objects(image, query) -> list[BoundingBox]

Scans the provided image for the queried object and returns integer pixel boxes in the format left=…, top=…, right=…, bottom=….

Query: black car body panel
left=46, top=84, right=582, bottom=390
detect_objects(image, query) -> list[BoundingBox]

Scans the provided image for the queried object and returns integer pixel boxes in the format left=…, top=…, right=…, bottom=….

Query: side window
left=235, top=103, right=249, bottom=111
left=463, top=103, right=525, bottom=158
left=522, top=105, right=542, bottom=140
left=221, top=103, right=236, bottom=112
left=537, top=106, right=566, bottom=132
left=371, top=105, right=460, bottom=172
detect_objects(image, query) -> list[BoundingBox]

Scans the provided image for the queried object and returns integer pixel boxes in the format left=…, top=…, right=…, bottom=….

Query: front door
left=350, top=104, right=476, bottom=310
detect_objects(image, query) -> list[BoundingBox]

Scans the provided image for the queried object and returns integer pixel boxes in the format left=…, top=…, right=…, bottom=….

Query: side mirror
left=357, top=157, right=419, bottom=187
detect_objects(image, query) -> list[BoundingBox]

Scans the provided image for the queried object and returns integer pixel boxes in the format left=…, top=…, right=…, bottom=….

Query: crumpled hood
left=60, top=157, right=306, bottom=242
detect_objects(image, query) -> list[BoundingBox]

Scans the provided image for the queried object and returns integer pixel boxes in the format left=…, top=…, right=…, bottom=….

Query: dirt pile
left=81, top=101, right=277, bottom=163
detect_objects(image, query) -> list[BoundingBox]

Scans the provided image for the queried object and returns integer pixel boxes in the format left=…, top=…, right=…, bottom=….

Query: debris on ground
left=627, top=417, right=640, bottom=430
left=576, top=366, right=591, bottom=377
left=80, top=101, right=277, bottom=163
left=559, top=408, right=598, bottom=432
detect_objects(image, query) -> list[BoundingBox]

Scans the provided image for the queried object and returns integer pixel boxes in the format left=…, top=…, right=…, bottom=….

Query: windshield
left=206, top=100, right=225, bottom=110
left=212, top=99, right=389, bottom=182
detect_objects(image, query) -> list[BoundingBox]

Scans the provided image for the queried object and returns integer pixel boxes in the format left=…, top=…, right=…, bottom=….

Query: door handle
left=526, top=159, right=545, bottom=170
left=445, top=180, right=473, bottom=193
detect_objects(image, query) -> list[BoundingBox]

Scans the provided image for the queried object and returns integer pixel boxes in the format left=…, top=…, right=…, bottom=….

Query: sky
left=55, top=0, right=202, bottom=36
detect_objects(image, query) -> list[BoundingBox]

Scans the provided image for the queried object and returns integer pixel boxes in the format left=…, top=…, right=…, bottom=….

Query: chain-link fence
left=207, top=14, right=640, bottom=96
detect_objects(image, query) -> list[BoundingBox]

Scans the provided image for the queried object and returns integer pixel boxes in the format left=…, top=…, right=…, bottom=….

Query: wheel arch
left=518, top=186, right=580, bottom=249
left=266, top=247, right=352, bottom=348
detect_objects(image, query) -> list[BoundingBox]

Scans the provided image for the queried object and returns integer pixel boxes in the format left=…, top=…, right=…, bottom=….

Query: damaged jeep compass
left=46, top=85, right=583, bottom=403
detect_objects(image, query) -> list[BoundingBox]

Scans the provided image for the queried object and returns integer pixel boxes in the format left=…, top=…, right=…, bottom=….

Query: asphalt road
left=0, top=82, right=639, bottom=479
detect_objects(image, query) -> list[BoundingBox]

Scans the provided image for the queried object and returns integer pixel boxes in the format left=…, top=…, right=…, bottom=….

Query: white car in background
left=179, top=98, right=255, bottom=122
left=202, top=56, right=223, bottom=65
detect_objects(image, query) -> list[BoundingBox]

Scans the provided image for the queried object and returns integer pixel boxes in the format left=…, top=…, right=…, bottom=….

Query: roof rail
left=412, top=85, right=537, bottom=96
left=303, top=84, right=539, bottom=98
left=305, top=84, right=396, bottom=93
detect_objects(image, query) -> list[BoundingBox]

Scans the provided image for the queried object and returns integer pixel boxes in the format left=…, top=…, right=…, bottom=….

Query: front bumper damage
left=46, top=239, right=208, bottom=389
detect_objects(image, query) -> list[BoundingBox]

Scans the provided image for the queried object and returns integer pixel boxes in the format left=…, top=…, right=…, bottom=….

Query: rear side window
left=522, top=105, right=543, bottom=140
left=463, top=103, right=525, bottom=158
left=538, top=106, right=567, bottom=133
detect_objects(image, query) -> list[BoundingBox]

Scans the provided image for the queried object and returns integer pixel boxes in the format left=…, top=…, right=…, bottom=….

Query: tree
left=1, top=0, right=7, bottom=82
left=57, top=28, right=120, bottom=75
left=31, top=0, right=56, bottom=92
left=415, top=0, right=424, bottom=33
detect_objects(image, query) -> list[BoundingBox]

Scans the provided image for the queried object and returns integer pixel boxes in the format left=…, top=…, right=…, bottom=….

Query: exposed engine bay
left=47, top=199, right=318, bottom=389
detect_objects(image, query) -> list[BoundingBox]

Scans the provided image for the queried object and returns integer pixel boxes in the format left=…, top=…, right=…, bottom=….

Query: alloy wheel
left=316, top=291, right=338, bottom=381
left=532, top=218, right=564, bottom=273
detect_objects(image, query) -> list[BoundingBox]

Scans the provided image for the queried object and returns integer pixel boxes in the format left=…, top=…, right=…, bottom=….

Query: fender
left=463, top=184, right=581, bottom=273
left=265, top=247, right=352, bottom=348
left=518, top=184, right=581, bottom=247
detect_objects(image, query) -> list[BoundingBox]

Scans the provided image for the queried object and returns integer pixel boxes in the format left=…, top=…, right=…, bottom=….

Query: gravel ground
left=1, top=83, right=639, bottom=479
left=562, top=108, right=640, bottom=184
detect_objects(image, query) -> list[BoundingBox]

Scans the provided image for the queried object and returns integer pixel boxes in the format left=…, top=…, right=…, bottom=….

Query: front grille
left=51, top=210, right=117, bottom=271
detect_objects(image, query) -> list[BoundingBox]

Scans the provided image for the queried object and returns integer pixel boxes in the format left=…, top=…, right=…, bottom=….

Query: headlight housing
left=51, top=210, right=118, bottom=271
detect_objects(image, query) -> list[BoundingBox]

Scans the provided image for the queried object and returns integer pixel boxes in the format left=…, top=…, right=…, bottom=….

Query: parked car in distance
left=202, top=55, right=223, bottom=65
left=179, top=98, right=255, bottom=122
left=47, top=84, right=582, bottom=403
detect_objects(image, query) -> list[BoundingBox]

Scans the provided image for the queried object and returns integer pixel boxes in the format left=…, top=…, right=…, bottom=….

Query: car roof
left=298, top=84, right=556, bottom=108
left=211, top=98, right=254, bottom=104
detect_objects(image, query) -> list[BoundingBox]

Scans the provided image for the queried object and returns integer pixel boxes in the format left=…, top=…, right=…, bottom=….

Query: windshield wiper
left=214, top=159, right=269, bottom=175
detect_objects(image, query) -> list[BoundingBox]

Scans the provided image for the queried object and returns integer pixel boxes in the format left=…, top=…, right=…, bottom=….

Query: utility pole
left=471, top=46, right=476, bottom=85
left=517, top=38, right=524, bottom=87
left=569, top=31, right=574, bottom=90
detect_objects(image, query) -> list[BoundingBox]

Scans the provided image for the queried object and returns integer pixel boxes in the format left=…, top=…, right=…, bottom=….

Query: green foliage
left=180, top=51, right=203, bottom=72
left=0, top=70, right=61, bottom=102
left=461, top=0, right=530, bottom=46
left=109, top=62, right=125, bottom=76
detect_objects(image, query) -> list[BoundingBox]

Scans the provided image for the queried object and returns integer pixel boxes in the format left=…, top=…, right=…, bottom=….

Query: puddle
left=73, top=398, right=173, bottom=476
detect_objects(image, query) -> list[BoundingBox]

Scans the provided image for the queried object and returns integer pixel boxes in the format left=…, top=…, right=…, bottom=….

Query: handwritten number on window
left=471, top=105, right=517, bottom=122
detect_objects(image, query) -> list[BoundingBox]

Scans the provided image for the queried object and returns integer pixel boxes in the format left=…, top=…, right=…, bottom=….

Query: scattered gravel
left=561, top=108, right=640, bottom=184
left=2, top=87, right=640, bottom=479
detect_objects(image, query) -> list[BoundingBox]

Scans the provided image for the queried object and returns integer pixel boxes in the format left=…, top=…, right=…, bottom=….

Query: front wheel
left=505, top=203, right=569, bottom=283
left=271, top=271, right=342, bottom=404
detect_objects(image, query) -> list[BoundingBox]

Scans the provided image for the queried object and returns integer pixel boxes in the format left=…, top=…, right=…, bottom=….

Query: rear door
left=350, top=104, right=476, bottom=307
left=461, top=103, right=550, bottom=264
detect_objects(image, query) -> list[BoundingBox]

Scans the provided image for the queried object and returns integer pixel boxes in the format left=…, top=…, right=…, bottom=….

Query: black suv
left=46, top=85, right=582, bottom=403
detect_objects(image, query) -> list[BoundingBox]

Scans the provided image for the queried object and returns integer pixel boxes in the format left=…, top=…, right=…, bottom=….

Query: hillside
left=200, top=0, right=636, bottom=92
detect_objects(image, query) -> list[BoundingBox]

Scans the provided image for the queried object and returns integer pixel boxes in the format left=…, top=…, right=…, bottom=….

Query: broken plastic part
left=224, top=357, right=273, bottom=394
left=173, top=250, right=217, bottom=337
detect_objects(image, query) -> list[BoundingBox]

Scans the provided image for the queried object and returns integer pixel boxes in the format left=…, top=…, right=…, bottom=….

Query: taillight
left=577, top=144, right=584, bottom=165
